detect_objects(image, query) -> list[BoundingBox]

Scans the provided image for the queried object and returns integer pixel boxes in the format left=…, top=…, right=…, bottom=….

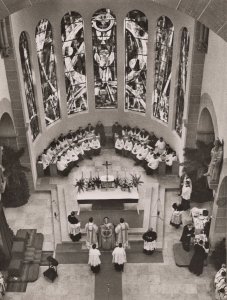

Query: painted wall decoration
left=19, top=31, right=40, bottom=141
left=91, top=8, right=117, bottom=109
left=61, top=12, right=88, bottom=115
left=125, top=10, right=148, bottom=113
left=175, top=28, right=190, bottom=136
left=152, top=16, right=174, bottom=123
left=35, top=19, right=60, bottom=125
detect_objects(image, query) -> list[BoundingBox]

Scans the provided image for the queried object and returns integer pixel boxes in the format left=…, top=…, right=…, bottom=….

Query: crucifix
left=102, top=161, right=112, bottom=181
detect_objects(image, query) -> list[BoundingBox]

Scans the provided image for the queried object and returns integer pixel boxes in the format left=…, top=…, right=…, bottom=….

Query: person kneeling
left=88, top=244, right=101, bottom=274
left=112, top=243, right=127, bottom=272
left=142, top=228, right=157, bottom=255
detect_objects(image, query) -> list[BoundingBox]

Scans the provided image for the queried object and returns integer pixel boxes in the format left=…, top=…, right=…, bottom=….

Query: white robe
left=88, top=248, right=101, bottom=267
left=85, top=222, right=98, bottom=249
left=115, top=139, right=124, bottom=150
left=115, top=222, right=129, bottom=248
left=112, top=247, right=127, bottom=265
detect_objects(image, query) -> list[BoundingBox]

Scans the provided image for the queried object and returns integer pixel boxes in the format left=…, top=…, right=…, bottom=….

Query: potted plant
left=130, top=174, right=144, bottom=190
left=119, top=178, right=133, bottom=192
left=93, top=176, right=101, bottom=189
left=74, top=178, right=86, bottom=193
left=87, top=177, right=95, bottom=190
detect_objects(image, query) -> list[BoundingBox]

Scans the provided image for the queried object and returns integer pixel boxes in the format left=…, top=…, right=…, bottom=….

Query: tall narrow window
left=61, top=12, right=88, bottom=115
left=125, top=10, right=148, bottom=113
left=153, top=16, right=174, bottom=123
left=35, top=19, right=60, bottom=125
left=175, top=28, right=190, bottom=136
left=19, top=31, right=40, bottom=141
left=91, top=9, right=117, bottom=109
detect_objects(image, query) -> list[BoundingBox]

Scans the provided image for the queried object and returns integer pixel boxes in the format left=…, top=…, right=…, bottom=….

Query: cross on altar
left=102, top=161, right=112, bottom=181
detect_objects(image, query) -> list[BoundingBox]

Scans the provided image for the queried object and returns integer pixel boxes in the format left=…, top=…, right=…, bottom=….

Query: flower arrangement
left=74, top=178, right=86, bottom=193
left=119, top=178, right=133, bottom=192
left=130, top=174, right=144, bottom=189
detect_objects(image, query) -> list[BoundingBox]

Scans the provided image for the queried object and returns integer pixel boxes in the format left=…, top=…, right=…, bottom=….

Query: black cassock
left=95, top=123, right=106, bottom=146
left=189, top=244, right=206, bottom=275
left=180, top=225, right=195, bottom=252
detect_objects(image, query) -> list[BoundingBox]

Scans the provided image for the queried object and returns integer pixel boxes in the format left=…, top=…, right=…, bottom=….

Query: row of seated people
left=114, top=134, right=177, bottom=175
left=37, top=122, right=104, bottom=176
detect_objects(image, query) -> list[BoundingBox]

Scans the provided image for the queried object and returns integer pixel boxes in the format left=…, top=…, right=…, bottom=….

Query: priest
left=85, top=217, right=99, bottom=249
left=115, top=218, right=129, bottom=248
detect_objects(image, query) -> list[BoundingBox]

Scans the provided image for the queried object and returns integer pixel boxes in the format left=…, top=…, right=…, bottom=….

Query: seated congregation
left=113, top=121, right=178, bottom=175
left=37, top=120, right=179, bottom=177
left=37, top=121, right=104, bottom=176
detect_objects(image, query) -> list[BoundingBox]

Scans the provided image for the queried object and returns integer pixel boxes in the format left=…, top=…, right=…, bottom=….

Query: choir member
left=89, top=136, right=101, bottom=155
left=135, top=144, right=149, bottom=165
left=85, top=123, right=95, bottom=135
left=155, top=137, right=166, bottom=154
left=115, top=136, right=124, bottom=155
left=139, top=128, right=149, bottom=143
left=81, top=139, right=92, bottom=159
left=95, top=121, right=106, bottom=146
left=123, top=137, right=133, bottom=157
left=146, top=153, right=160, bottom=175
left=112, top=122, right=122, bottom=140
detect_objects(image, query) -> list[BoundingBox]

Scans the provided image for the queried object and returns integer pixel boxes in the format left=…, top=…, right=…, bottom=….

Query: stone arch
left=197, top=93, right=219, bottom=144
left=0, top=112, right=17, bottom=148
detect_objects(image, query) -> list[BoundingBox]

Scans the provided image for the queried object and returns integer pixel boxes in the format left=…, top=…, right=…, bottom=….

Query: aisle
left=95, top=252, right=122, bottom=300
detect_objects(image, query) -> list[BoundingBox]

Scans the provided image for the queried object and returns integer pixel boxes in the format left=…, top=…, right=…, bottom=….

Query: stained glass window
left=175, top=28, right=190, bottom=136
left=61, top=12, right=88, bottom=115
left=153, top=16, right=174, bottom=123
left=125, top=11, right=148, bottom=113
left=19, top=31, right=40, bottom=141
left=91, top=9, right=117, bottom=109
left=35, top=19, right=60, bottom=125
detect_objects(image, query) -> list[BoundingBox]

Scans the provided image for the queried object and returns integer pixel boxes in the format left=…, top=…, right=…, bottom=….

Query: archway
left=197, top=107, right=215, bottom=145
left=0, top=112, right=17, bottom=148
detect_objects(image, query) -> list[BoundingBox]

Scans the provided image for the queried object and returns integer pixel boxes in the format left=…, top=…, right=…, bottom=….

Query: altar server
left=81, top=139, right=92, bottom=159
left=68, top=212, right=81, bottom=242
left=112, top=243, right=127, bottom=272
left=165, top=151, right=177, bottom=167
left=181, top=180, right=192, bottom=210
left=155, top=137, right=166, bottom=154
left=123, top=137, right=133, bottom=157
left=89, top=136, right=101, bottom=155
left=56, top=155, right=69, bottom=176
left=115, top=136, right=124, bottom=155
left=139, top=128, right=149, bottom=143
left=88, top=244, right=101, bottom=274
left=115, top=218, right=129, bottom=248
left=146, top=153, right=160, bottom=175
left=131, top=141, right=142, bottom=160
left=142, top=228, right=157, bottom=255
left=135, top=144, right=149, bottom=165
left=85, top=217, right=99, bottom=249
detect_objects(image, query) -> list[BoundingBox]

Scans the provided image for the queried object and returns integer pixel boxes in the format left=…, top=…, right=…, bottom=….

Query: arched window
left=35, top=19, right=60, bottom=125
left=61, top=12, right=88, bottom=115
left=175, top=28, right=190, bottom=136
left=19, top=31, right=40, bottom=141
left=125, top=10, right=148, bottom=113
left=153, top=16, right=174, bottom=123
left=91, top=8, right=117, bottom=109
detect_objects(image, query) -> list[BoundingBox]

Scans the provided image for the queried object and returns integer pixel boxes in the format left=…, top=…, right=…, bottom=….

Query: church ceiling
left=0, top=0, right=226, bottom=41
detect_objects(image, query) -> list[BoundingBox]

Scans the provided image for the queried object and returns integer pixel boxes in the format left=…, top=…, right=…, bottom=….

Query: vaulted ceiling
left=0, top=0, right=227, bottom=41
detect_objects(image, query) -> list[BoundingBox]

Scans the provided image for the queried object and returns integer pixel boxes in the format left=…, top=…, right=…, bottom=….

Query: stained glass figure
left=175, top=28, right=190, bottom=136
left=19, top=31, right=40, bottom=141
left=61, top=12, right=88, bottom=115
left=153, top=16, right=174, bottom=123
left=91, top=9, right=117, bottom=109
left=35, top=19, right=60, bottom=125
left=125, top=10, right=148, bottom=113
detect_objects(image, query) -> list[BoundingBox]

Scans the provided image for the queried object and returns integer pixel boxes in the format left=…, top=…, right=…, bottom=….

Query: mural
left=19, top=31, right=40, bottom=141
left=152, top=16, right=174, bottom=123
left=35, top=19, right=60, bottom=125
left=91, top=8, right=117, bottom=109
left=175, top=28, right=190, bottom=136
left=61, top=12, right=88, bottom=115
left=125, top=10, right=148, bottom=113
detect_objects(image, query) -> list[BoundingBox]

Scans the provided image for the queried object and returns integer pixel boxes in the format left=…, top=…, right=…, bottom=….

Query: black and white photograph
left=0, top=1, right=226, bottom=300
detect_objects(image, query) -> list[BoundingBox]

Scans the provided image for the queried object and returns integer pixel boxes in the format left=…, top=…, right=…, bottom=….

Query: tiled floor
left=3, top=150, right=216, bottom=300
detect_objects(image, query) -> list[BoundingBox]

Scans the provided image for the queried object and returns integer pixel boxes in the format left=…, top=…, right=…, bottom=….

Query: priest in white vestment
left=85, top=217, right=98, bottom=249
left=112, top=243, right=127, bottom=272
left=115, top=218, right=129, bottom=248
left=88, top=244, right=101, bottom=273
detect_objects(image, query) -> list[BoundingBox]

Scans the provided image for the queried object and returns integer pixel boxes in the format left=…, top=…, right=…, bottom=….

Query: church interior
left=0, top=0, right=227, bottom=299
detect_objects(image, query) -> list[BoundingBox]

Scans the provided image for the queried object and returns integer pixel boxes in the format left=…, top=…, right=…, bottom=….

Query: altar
left=77, top=188, right=139, bottom=215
